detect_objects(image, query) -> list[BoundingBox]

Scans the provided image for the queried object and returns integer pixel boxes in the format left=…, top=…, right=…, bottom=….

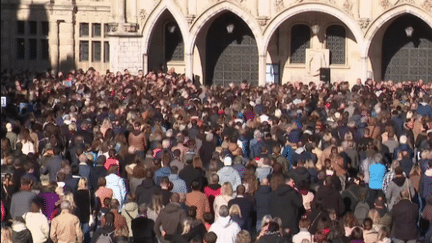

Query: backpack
left=95, top=231, right=114, bottom=243
left=354, top=201, right=370, bottom=223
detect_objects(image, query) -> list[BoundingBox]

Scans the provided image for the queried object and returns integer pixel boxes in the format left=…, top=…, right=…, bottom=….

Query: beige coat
left=50, top=211, right=83, bottom=243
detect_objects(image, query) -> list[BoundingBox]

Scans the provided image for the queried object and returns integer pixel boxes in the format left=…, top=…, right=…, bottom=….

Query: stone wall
left=110, top=36, right=143, bottom=74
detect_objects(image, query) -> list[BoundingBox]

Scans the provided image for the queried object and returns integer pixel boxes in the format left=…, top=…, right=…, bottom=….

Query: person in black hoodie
left=136, top=170, right=161, bottom=205
left=269, top=174, right=303, bottom=237
left=131, top=204, right=157, bottom=243
left=154, top=193, right=187, bottom=243
left=314, top=176, right=345, bottom=218
left=289, top=160, right=311, bottom=186
left=255, top=178, right=272, bottom=232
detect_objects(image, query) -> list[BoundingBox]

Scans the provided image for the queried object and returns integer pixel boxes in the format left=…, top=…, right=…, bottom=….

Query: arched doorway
left=205, top=12, right=258, bottom=86
left=148, top=10, right=185, bottom=73
left=382, top=14, right=432, bottom=82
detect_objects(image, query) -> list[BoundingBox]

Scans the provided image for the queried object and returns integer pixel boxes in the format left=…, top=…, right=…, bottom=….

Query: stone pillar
left=116, top=0, right=125, bottom=23
left=258, top=54, right=266, bottom=86
left=361, top=56, right=368, bottom=83
left=143, top=53, right=148, bottom=74
left=185, top=52, right=193, bottom=81
left=188, top=0, right=196, bottom=16
left=59, top=21, right=75, bottom=71
left=50, top=21, right=59, bottom=71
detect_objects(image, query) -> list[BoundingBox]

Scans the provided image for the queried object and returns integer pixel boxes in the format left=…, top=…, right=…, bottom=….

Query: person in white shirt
left=209, top=205, right=240, bottom=243
left=23, top=200, right=50, bottom=243
left=292, top=218, right=313, bottom=243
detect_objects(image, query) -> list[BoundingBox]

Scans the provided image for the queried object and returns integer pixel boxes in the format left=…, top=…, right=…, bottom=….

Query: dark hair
left=236, top=184, right=246, bottom=195
left=349, top=227, right=363, bottom=240
left=71, top=164, right=79, bottom=175
left=394, top=166, right=404, bottom=175
left=191, top=180, right=201, bottom=191
left=204, top=232, right=217, bottom=243
left=188, top=206, right=197, bottom=219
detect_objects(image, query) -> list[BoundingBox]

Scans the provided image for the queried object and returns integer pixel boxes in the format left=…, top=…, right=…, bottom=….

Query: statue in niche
left=307, top=50, right=327, bottom=76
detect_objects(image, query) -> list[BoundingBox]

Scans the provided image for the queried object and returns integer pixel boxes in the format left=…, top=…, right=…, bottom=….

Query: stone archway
left=142, top=0, right=189, bottom=73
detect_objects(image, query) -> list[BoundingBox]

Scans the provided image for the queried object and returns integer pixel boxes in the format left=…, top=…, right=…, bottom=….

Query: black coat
left=228, top=196, right=255, bottom=232
left=269, top=185, right=304, bottom=234
left=131, top=217, right=157, bottom=243
left=255, top=185, right=272, bottom=220
left=315, top=185, right=345, bottom=217
left=178, top=165, right=203, bottom=192
left=136, top=178, right=161, bottom=205
left=392, top=199, right=419, bottom=240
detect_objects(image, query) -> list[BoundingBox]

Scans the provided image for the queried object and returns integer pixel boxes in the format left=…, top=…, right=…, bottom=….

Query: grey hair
left=60, top=200, right=71, bottom=210
left=374, top=153, right=383, bottom=163
left=219, top=205, right=229, bottom=217
left=138, top=203, right=148, bottom=215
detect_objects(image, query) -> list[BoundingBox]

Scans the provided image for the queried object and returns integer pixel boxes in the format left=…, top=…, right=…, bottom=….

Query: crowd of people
left=1, top=67, right=432, bottom=243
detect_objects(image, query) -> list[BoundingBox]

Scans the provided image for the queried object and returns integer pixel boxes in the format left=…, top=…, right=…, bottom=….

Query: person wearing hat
left=217, top=156, right=241, bottom=193
left=393, top=135, right=414, bottom=161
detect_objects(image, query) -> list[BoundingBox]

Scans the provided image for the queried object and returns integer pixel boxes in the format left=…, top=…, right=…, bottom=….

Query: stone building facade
left=1, top=0, right=431, bottom=86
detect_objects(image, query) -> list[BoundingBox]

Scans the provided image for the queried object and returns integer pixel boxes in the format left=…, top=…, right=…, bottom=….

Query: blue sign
left=1, top=97, right=6, bottom=108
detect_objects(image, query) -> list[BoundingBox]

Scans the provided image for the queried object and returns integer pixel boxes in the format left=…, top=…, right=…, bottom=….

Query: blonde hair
left=221, top=182, right=234, bottom=196
left=181, top=218, right=193, bottom=235
left=1, top=227, right=13, bottom=243
left=63, top=192, right=76, bottom=211
left=367, top=209, right=381, bottom=225
left=229, top=204, right=242, bottom=217
left=304, top=160, right=316, bottom=169
left=78, top=177, right=88, bottom=190
left=114, top=225, right=129, bottom=238
left=409, top=163, right=422, bottom=177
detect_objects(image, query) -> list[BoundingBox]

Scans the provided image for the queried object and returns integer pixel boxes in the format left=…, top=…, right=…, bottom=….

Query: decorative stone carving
left=327, top=0, right=336, bottom=4
left=139, top=9, right=147, bottom=22
left=422, top=0, right=432, bottom=12
left=275, top=0, right=284, bottom=12
left=123, top=23, right=139, bottom=32
left=257, top=16, right=269, bottom=26
left=108, top=22, right=119, bottom=33
left=186, top=15, right=196, bottom=25
left=400, top=0, right=415, bottom=3
left=343, top=0, right=353, bottom=16
left=358, top=19, right=370, bottom=30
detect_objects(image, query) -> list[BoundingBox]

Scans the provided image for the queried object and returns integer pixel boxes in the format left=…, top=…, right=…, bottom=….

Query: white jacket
left=209, top=216, right=241, bottom=243
left=105, top=173, right=127, bottom=208
left=23, top=212, right=50, bottom=243
left=217, top=167, right=241, bottom=192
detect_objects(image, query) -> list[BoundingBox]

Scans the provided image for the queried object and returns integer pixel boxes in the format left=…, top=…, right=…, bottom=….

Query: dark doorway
left=205, top=12, right=258, bottom=86
left=382, top=14, right=432, bottom=82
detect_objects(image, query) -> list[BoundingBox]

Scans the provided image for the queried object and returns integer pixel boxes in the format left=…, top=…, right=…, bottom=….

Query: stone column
left=185, top=52, right=193, bottom=81
left=116, top=0, right=125, bottom=24
left=361, top=56, right=368, bottom=83
left=258, top=54, right=266, bottom=86
left=143, top=53, right=148, bottom=74
left=59, top=20, right=75, bottom=71
left=50, top=21, right=59, bottom=71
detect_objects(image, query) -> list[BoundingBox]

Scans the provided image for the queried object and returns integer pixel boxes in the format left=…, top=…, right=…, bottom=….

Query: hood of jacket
left=219, top=166, right=238, bottom=176
left=142, top=178, right=156, bottom=189
left=123, top=202, right=138, bottom=212
left=392, top=177, right=406, bottom=187
left=165, top=202, right=182, bottom=214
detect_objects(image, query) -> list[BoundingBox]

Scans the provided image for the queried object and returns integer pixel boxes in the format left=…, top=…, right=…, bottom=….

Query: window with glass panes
left=326, top=25, right=346, bottom=65
left=80, top=23, right=89, bottom=37
left=290, top=25, right=311, bottom=64
left=80, top=41, right=89, bottom=61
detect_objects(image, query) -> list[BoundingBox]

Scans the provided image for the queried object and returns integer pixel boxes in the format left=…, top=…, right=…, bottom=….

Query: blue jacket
left=417, top=103, right=432, bottom=117
left=393, top=144, right=414, bottom=161
left=368, top=163, right=387, bottom=190
left=168, top=174, right=188, bottom=194
left=154, top=167, right=172, bottom=186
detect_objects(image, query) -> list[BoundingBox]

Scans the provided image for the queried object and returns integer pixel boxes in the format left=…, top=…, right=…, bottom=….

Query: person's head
left=236, top=184, right=245, bottom=196
left=20, top=176, right=33, bottom=190
left=203, top=212, right=214, bottom=225
left=77, top=177, right=88, bottom=190
left=229, top=204, right=242, bottom=217
left=110, top=199, right=120, bottom=211
left=60, top=200, right=71, bottom=211
left=138, top=203, right=148, bottom=216
left=188, top=206, right=197, bottom=219
left=170, top=193, right=180, bottom=203
left=235, top=230, right=251, bottom=243
left=203, top=232, right=218, bottom=243
left=363, top=218, right=373, bottom=231
left=349, top=227, right=364, bottom=240
left=191, top=180, right=201, bottom=191
left=181, top=217, right=193, bottom=235
left=219, top=205, right=229, bottom=217
left=394, top=166, right=404, bottom=176
left=30, top=199, right=41, bottom=213
left=71, top=164, right=79, bottom=176
left=103, top=198, right=112, bottom=208
left=400, top=189, right=411, bottom=199
left=107, top=164, right=119, bottom=174
left=343, top=213, right=359, bottom=228
left=221, top=182, right=234, bottom=196
left=299, top=218, right=310, bottom=230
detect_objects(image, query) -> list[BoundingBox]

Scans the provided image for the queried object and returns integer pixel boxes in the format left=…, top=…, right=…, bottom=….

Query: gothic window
left=290, top=25, right=310, bottom=64
left=165, top=22, right=184, bottom=61
left=326, top=25, right=346, bottom=65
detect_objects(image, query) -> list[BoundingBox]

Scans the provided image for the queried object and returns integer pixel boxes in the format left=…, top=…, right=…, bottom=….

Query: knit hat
left=224, top=156, right=232, bottom=166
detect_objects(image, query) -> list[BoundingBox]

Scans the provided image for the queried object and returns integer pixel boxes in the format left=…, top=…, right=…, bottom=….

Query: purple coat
left=37, top=192, right=60, bottom=219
